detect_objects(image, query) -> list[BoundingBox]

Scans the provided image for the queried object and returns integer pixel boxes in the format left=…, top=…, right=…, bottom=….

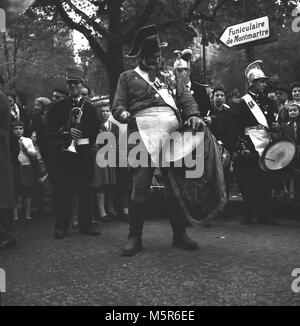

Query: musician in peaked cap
left=113, top=25, right=205, bottom=257
left=48, top=67, right=100, bottom=239
left=235, top=60, right=279, bottom=225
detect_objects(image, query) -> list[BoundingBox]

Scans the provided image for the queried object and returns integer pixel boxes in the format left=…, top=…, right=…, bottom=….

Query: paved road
left=1, top=214, right=300, bottom=306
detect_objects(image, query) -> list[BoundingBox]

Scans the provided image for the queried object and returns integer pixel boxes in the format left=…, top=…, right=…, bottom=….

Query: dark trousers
left=129, top=166, right=186, bottom=236
left=237, top=160, right=273, bottom=218
left=0, top=209, right=12, bottom=242
left=53, top=177, right=92, bottom=233
left=53, top=150, right=93, bottom=233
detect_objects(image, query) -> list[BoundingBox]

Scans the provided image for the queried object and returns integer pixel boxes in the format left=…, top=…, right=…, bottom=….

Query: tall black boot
left=122, top=201, right=145, bottom=257
left=168, top=202, right=199, bottom=251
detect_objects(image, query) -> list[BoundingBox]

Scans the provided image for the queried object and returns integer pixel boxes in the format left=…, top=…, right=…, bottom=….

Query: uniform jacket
left=47, top=97, right=98, bottom=181
left=112, top=68, right=200, bottom=127
left=48, top=97, right=98, bottom=151
left=236, top=92, right=277, bottom=156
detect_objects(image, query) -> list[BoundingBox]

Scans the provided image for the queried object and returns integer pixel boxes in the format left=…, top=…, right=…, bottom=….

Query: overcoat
left=0, top=89, right=15, bottom=209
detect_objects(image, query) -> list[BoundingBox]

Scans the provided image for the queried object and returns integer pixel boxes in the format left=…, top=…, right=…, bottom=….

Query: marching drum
left=259, top=138, right=300, bottom=176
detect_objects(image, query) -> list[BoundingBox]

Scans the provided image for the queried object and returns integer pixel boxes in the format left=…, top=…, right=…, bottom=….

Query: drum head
left=260, top=138, right=296, bottom=171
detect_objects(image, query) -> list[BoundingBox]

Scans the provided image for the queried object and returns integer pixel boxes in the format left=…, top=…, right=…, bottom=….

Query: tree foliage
left=208, top=16, right=300, bottom=93
left=2, top=0, right=298, bottom=102
left=0, top=8, right=75, bottom=106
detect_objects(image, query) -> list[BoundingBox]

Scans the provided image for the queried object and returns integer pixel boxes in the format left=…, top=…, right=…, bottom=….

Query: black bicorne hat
left=127, top=25, right=167, bottom=57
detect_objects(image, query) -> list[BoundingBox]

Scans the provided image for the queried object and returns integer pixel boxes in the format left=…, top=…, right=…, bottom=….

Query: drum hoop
left=259, top=137, right=296, bottom=172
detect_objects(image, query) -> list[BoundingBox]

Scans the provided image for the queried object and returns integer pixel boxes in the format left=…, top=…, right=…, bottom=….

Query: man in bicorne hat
left=48, top=67, right=100, bottom=239
left=113, top=25, right=205, bottom=256
left=235, top=60, right=279, bottom=225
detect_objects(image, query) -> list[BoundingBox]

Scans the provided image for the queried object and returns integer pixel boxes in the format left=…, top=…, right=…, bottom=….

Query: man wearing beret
left=113, top=25, right=205, bottom=256
left=48, top=67, right=100, bottom=239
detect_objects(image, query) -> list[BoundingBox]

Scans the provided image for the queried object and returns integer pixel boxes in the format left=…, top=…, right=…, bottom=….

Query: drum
left=259, top=138, right=300, bottom=176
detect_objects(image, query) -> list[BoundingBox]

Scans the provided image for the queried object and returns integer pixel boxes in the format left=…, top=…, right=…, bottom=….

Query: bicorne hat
left=127, top=25, right=167, bottom=58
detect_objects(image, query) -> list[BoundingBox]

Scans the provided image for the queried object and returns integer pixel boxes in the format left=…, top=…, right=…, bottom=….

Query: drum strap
left=242, top=94, right=269, bottom=129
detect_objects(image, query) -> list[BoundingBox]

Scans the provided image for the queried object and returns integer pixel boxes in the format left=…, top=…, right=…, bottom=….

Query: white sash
left=134, top=66, right=178, bottom=112
left=242, top=94, right=269, bottom=129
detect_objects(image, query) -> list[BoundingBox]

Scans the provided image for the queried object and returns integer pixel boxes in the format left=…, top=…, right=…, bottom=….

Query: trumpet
left=65, top=107, right=83, bottom=154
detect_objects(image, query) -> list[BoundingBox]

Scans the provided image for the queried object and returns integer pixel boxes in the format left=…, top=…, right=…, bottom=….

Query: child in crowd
left=281, top=103, right=300, bottom=200
left=11, top=121, right=37, bottom=222
left=291, top=82, right=300, bottom=105
left=92, top=105, right=118, bottom=222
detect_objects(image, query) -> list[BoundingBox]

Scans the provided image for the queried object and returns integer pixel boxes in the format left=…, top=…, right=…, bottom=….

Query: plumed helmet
left=245, top=60, right=268, bottom=86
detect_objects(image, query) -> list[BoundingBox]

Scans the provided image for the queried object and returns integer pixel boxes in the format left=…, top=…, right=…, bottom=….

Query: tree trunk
left=2, top=34, right=11, bottom=87
left=106, top=38, right=124, bottom=104
left=106, top=0, right=124, bottom=104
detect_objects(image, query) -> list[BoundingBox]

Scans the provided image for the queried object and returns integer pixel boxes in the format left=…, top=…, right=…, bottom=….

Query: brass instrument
left=65, top=106, right=84, bottom=154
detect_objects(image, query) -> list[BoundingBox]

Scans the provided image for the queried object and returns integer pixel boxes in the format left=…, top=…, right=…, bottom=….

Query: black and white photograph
left=0, top=0, right=300, bottom=309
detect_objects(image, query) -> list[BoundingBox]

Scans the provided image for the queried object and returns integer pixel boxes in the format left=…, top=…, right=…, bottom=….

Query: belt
left=77, top=138, right=90, bottom=145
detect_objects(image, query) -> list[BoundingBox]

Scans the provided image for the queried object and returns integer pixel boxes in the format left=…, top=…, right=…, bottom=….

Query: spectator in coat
left=0, top=74, right=16, bottom=250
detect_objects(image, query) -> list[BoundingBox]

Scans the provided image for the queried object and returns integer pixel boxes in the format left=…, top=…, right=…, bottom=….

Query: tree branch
left=121, top=0, right=160, bottom=44
left=190, top=0, right=229, bottom=22
left=63, top=0, right=109, bottom=39
left=55, top=1, right=108, bottom=64
left=188, top=0, right=205, bottom=17
left=158, top=0, right=228, bottom=31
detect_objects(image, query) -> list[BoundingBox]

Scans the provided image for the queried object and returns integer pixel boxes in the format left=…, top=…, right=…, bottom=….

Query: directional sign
left=219, top=16, right=270, bottom=48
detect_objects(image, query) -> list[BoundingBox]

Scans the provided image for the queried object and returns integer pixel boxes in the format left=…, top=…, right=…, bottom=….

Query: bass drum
left=259, top=138, right=300, bottom=177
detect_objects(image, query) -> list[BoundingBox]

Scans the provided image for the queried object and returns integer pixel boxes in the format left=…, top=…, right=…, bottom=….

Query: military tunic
left=235, top=92, right=277, bottom=219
